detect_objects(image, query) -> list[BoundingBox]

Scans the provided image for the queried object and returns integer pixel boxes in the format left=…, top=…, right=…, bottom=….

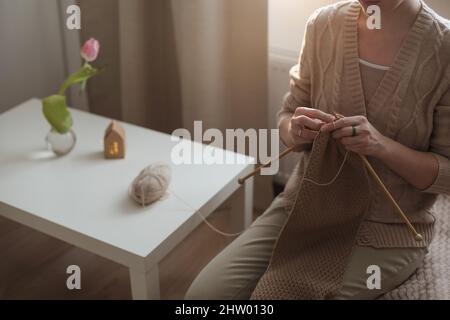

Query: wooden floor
left=0, top=205, right=263, bottom=300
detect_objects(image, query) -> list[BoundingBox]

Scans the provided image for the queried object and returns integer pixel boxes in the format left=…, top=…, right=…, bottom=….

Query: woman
left=186, top=0, right=450, bottom=299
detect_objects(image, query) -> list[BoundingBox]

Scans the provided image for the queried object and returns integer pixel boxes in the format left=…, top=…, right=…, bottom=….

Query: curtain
left=79, top=0, right=182, bottom=132
left=170, top=0, right=269, bottom=132
left=79, top=0, right=272, bottom=208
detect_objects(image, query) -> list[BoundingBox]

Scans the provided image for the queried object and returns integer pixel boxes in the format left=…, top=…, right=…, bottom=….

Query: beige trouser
left=185, top=195, right=427, bottom=300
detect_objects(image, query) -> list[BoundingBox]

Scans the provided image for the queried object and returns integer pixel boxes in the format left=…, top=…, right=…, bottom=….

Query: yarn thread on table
left=128, top=148, right=351, bottom=238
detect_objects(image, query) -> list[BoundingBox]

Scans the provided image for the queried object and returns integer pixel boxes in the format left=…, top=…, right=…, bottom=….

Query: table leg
left=231, top=177, right=254, bottom=232
left=129, top=265, right=160, bottom=300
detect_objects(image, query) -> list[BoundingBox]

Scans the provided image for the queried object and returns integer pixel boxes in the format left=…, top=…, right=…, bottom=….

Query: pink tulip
left=81, top=38, right=100, bottom=62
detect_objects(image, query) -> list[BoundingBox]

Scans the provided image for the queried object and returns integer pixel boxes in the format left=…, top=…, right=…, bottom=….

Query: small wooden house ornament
left=104, top=121, right=125, bottom=159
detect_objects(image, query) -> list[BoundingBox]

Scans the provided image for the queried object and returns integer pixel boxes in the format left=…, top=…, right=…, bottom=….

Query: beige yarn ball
left=129, top=163, right=172, bottom=206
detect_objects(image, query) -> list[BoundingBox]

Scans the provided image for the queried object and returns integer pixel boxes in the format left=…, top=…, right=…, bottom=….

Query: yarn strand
left=303, top=151, right=349, bottom=186
left=168, top=150, right=350, bottom=238
left=168, top=189, right=243, bottom=238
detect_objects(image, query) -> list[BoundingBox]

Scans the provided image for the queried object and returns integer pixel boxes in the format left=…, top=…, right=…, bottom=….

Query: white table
left=0, top=99, right=254, bottom=299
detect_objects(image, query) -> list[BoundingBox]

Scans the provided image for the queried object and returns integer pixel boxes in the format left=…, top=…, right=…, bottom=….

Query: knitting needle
left=332, top=112, right=423, bottom=242
left=238, top=146, right=296, bottom=185
left=359, top=155, right=423, bottom=242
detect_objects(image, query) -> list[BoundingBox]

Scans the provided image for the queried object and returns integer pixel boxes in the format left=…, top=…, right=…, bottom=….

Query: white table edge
left=0, top=201, right=147, bottom=271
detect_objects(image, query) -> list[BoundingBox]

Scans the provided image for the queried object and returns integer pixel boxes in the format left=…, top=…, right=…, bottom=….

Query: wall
left=0, top=0, right=68, bottom=113
left=425, top=0, right=450, bottom=18
left=269, top=0, right=334, bottom=54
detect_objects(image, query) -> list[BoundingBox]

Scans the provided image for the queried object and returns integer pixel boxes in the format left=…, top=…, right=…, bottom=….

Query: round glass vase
left=46, top=128, right=77, bottom=156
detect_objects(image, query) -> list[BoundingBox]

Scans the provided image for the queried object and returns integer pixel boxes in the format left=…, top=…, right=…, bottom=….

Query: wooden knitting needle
left=238, top=146, right=296, bottom=185
left=331, top=112, right=423, bottom=242
left=359, top=155, right=423, bottom=242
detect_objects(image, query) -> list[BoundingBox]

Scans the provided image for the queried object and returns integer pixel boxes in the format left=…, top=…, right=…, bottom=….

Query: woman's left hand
left=321, top=115, right=390, bottom=158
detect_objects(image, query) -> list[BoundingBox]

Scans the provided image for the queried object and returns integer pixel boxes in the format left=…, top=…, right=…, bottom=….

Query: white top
left=0, top=99, right=254, bottom=269
left=359, top=58, right=391, bottom=71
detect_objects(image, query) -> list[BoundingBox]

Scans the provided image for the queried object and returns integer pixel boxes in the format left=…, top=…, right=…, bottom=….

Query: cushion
left=380, top=196, right=450, bottom=300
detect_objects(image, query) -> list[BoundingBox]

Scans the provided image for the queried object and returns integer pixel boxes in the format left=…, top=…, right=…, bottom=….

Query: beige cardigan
left=279, top=1, right=450, bottom=248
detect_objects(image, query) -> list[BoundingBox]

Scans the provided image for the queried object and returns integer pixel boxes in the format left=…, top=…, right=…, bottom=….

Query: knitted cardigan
left=279, top=0, right=450, bottom=249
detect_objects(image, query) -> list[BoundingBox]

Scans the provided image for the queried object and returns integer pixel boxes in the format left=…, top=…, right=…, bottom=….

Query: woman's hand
left=321, top=115, right=389, bottom=158
left=288, top=107, right=335, bottom=147
left=320, top=114, right=439, bottom=190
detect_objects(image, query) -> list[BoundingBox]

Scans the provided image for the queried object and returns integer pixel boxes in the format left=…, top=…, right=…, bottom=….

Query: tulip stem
left=57, top=62, right=94, bottom=96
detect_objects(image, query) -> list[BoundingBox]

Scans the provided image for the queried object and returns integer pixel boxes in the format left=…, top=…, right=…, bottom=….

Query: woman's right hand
left=288, top=107, right=335, bottom=147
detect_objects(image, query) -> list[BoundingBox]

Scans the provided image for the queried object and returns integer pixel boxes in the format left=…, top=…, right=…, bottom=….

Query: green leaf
left=58, top=63, right=102, bottom=95
left=42, top=95, right=73, bottom=134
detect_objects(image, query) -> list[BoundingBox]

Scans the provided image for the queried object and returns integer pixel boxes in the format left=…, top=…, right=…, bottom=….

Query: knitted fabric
left=251, top=133, right=371, bottom=299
